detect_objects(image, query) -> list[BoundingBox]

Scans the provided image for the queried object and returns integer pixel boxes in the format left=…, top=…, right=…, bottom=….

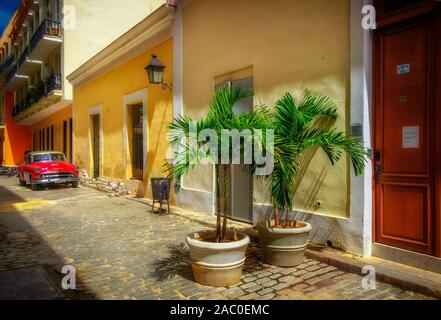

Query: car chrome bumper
left=32, top=176, right=79, bottom=185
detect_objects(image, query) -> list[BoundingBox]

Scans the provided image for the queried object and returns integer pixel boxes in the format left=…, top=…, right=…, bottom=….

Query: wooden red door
left=374, top=15, right=439, bottom=255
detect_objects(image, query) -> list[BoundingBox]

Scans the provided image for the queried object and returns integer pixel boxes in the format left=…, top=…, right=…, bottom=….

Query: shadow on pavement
left=0, top=178, right=97, bottom=300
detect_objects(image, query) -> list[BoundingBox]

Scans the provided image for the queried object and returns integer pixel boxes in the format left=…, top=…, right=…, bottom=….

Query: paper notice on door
left=402, top=126, right=419, bottom=149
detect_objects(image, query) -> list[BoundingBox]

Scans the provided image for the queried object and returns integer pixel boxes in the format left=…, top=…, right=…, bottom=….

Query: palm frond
left=300, top=129, right=367, bottom=176
left=269, top=90, right=367, bottom=213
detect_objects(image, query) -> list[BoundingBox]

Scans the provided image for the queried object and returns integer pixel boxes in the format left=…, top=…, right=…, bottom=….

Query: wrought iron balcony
left=5, top=63, right=29, bottom=90
left=46, top=73, right=62, bottom=94
left=0, top=54, right=15, bottom=76
left=28, top=19, right=62, bottom=62
left=6, top=64, right=18, bottom=84
left=12, top=73, right=62, bottom=119
left=15, top=45, right=42, bottom=77
left=18, top=47, right=30, bottom=68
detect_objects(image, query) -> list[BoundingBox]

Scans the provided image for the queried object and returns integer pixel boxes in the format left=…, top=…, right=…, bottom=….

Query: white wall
left=62, top=0, right=166, bottom=100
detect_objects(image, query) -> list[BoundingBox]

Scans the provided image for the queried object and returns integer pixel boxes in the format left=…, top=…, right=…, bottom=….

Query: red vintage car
left=18, top=151, right=80, bottom=190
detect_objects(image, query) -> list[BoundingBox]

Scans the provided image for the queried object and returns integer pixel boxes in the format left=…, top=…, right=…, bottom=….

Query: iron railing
left=18, top=46, right=30, bottom=68
left=30, top=19, right=62, bottom=53
left=0, top=54, right=15, bottom=74
left=46, top=73, right=62, bottom=94
left=6, top=64, right=17, bottom=84
left=12, top=73, right=62, bottom=118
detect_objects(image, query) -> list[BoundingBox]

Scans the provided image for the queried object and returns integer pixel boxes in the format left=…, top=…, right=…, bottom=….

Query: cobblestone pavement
left=0, top=176, right=435, bottom=300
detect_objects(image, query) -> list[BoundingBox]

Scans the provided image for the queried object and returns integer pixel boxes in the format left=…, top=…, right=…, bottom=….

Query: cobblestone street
left=0, top=176, right=435, bottom=300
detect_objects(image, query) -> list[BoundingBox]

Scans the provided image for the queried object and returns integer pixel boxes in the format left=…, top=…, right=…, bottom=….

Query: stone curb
left=306, top=248, right=441, bottom=299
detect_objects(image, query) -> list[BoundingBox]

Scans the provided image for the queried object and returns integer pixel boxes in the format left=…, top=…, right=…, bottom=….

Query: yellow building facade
left=68, top=5, right=175, bottom=198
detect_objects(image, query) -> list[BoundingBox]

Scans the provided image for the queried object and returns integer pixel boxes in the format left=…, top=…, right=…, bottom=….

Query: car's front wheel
left=72, top=181, right=79, bottom=188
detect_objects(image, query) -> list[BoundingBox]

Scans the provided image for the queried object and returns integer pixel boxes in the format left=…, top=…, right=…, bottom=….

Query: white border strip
left=87, top=104, right=103, bottom=177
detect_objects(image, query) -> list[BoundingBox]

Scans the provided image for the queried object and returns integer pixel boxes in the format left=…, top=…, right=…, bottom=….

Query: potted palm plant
left=166, top=86, right=271, bottom=287
left=257, top=90, right=367, bottom=267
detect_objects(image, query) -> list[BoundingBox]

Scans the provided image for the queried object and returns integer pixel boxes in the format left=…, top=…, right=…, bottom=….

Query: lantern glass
left=152, top=66, right=164, bottom=84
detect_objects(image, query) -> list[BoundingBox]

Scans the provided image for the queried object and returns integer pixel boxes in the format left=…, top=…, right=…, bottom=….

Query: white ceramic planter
left=186, top=230, right=250, bottom=287
left=256, top=221, right=312, bottom=267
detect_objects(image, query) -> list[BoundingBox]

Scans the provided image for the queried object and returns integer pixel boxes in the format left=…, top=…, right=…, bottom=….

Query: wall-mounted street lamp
left=144, top=54, right=172, bottom=91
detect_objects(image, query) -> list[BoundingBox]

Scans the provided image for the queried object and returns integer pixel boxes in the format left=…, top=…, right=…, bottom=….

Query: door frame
left=372, top=10, right=441, bottom=257
left=122, top=88, right=148, bottom=181
left=88, top=105, right=103, bottom=178
left=435, top=9, right=441, bottom=257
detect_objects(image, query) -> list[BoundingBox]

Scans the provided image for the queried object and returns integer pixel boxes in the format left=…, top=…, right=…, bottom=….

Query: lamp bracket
left=161, top=83, right=173, bottom=91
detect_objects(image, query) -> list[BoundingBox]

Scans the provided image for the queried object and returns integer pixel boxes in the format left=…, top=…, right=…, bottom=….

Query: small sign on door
left=397, top=64, right=410, bottom=75
left=402, top=126, right=419, bottom=149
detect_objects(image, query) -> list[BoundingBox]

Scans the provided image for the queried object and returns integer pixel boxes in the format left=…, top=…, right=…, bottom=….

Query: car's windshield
left=50, top=153, right=66, bottom=161
left=32, top=153, right=66, bottom=162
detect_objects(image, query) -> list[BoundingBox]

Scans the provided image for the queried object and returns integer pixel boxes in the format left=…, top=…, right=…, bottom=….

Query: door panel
left=374, top=18, right=437, bottom=255
left=230, top=164, right=253, bottom=223
left=382, top=24, right=429, bottom=175
left=131, top=104, right=144, bottom=181
left=92, top=114, right=100, bottom=178
left=381, top=183, right=429, bottom=244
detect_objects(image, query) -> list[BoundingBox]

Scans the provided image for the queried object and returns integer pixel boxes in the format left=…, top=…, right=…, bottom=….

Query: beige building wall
left=62, top=0, right=166, bottom=100
left=181, top=0, right=351, bottom=218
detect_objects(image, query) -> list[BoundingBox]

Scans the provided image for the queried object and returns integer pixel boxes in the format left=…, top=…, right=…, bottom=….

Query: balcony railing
left=6, top=64, right=18, bottom=84
left=12, top=73, right=62, bottom=117
left=0, top=54, right=15, bottom=74
left=46, top=73, right=62, bottom=94
left=30, top=19, right=62, bottom=52
left=18, top=46, right=30, bottom=68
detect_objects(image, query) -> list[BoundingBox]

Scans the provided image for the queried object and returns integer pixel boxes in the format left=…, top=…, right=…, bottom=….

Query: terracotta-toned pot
left=257, top=221, right=311, bottom=267
left=186, top=230, right=250, bottom=287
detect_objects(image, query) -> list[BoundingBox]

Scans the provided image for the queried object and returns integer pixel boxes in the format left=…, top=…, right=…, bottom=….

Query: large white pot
left=186, top=230, right=250, bottom=287
left=256, top=221, right=312, bottom=267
